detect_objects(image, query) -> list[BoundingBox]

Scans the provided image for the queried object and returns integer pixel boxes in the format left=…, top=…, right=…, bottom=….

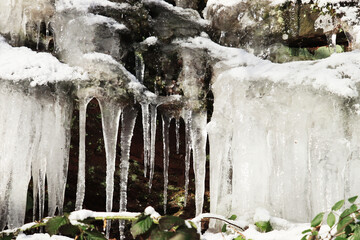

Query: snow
left=83, top=52, right=119, bottom=65
left=254, top=208, right=271, bottom=223
left=143, top=0, right=209, bottom=26
left=68, top=209, right=140, bottom=225
left=79, top=14, right=128, bottom=31
left=192, top=213, right=248, bottom=230
left=206, top=0, right=244, bottom=7
left=142, top=36, right=158, bottom=46
left=0, top=36, right=86, bottom=85
left=56, top=0, right=130, bottom=12
left=206, top=0, right=356, bottom=7
left=176, top=36, right=360, bottom=98
left=16, top=233, right=72, bottom=240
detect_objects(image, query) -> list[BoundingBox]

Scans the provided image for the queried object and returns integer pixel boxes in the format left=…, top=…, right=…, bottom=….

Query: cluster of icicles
left=77, top=94, right=206, bottom=238
left=0, top=83, right=207, bottom=240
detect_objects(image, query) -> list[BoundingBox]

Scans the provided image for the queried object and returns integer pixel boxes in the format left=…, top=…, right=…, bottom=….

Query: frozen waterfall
left=2, top=0, right=360, bottom=237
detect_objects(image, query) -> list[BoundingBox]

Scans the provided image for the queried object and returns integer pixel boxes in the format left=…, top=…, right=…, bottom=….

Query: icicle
left=184, top=110, right=192, bottom=207
left=148, top=104, right=158, bottom=191
left=190, top=111, right=207, bottom=216
left=46, top=21, right=49, bottom=38
left=331, top=33, right=337, bottom=53
left=141, top=103, right=150, bottom=177
left=31, top=104, right=47, bottom=222
left=176, top=118, right=180, bottom=154
left=36, top=21, right=41, bottom=50
left=98, top=98, right=123, bottom=238
left=75, top=96, right=93, bottom=211
left=162, top=115, right=170, bottom=214
left=3, top=91, right=34, bottom=229
left=46, top=94, right=73, bottom=217
left=135, top=52, right=145, bottom=83
left=0, top=84, right=73, bottom=228
left=119, top=105, right=138, bottom=239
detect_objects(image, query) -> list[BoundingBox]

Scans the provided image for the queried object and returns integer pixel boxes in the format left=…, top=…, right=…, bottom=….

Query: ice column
left=75, top=95, right=93, bottom=210
left=46, top=93, right=73, bottom=217
left=183, top=110, right=192, bottom=207
left=98, top=98, right=123, bottom=236
left=178, top=48, right=207, bottom=214
left=119, top=105, right=138, bottom=239
left=141, top=103, right=150, bottom=177
left=175, top=118, right=180, bottom=154
left=190, top=111, right=207, bottom=216
left=162, top=114, right=171, bottom=214
left=0, top=83, right=73, bottom=229
left=148, top=104, right=158, bottom=190
left=135, top=52, right=145, bottom=84
left=0, top=88, right=33, bottom=229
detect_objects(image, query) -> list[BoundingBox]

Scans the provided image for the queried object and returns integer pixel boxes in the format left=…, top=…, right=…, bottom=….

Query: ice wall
left=207, top=48, right=360, bottom=222
left=0, top=82, right=73, bottom=229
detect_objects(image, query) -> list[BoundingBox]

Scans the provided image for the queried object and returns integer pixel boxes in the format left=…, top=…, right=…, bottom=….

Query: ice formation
left=2, top=0, right=360, bottom=238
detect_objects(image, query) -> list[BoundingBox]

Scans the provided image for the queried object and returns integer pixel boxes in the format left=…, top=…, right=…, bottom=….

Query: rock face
left=1, top=0, right=360, bottom=232
left=204, top=0, right=360, bottom=60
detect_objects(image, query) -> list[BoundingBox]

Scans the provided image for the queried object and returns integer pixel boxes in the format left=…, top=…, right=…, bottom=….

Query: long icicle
left=190, top=111, right=207, bottom=216
left=75, top=96, right=93, bottom=211
left=175, top=118, right=180, bottom=154
left=119, top=105, right=138, bottom=240
left=162, top=115, right=170, bottom=214
left=148, top=104, right=158, bottom=191
left=141, top=103, right=150, bottom=177
left=184, top=110, right=192, bottom=207
left=31, top=104, right=45, bottom=222
left=98, top=98, right=123, bottom=238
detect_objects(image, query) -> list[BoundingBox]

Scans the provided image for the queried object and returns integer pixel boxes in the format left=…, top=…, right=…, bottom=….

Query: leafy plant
left=255, top=220, right=273, bottom=233
left=130, top=212, right=199, bottom=240
left=0, top=213, right=106, bottom=240
left=222, top=214, right=238, bottom=232
left=302, top=196, right=360, bottom=240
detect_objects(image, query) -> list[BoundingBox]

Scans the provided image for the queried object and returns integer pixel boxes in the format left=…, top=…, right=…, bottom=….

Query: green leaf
left=327, top=212, right=336, bottom=228
left=46, top=216, right=68, bottom=236
left=233, top=236, right=245, bottom=240
left=84, top=229, right=107, bottom=240
left=255, top=221, right=273, bottom=233
left=58, top=224, right=81, bottom=237
left=222, top=224, right=227, bottom=232
left=340, top=209, right=354, bottom=219
left=229, top=215, right=237, bottom=221
left=149, top=229, right=176, bottom=240
left=350, top=204, right=358, bottom=212
left=301, top=229, right=311, bottom=234
left=349, top=196, right=358, bottom=204
left=130, top=216, right=153, bottom=238
left=332, top=200, right=345, bottom=211
left=0, top=234, right=14, bottom=240
left=345, top=225, right=352, bottom=235
left=174, top=226, right=200, bottom=240
left=334, top=237, right=347, bottom=240
left=354, top=225, right=360, bottom=240
left=187, top=221, right=197, bottom=229
left=337, top=216, right=353, bottom=232
left=300, top=236, right=308, bottom=240
left=158, top=216, right=185, bottom=231
left=311, top=212, right=324, bottom=227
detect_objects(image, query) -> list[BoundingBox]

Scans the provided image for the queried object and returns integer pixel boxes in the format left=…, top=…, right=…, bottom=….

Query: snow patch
left=56, top=0, right=130, bottom=12
left=0, top=36, right=87, bottom=85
